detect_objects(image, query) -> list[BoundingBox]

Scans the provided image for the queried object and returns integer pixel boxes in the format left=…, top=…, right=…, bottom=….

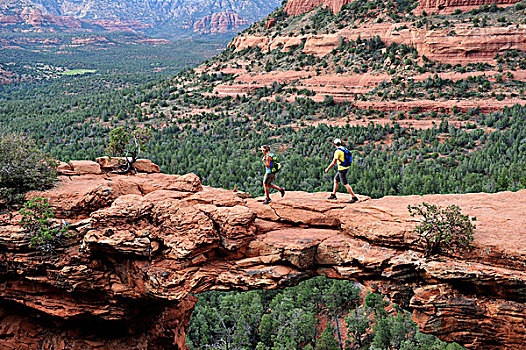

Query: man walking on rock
left=325, top=138, right=359, bottom=203
left=261, top=145, right=285, bottom=204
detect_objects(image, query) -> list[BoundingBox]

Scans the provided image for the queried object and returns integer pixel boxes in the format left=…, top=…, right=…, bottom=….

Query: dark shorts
left=334, top=169, right=349, bottom=185
left=263, top=172, right=276, bottom=185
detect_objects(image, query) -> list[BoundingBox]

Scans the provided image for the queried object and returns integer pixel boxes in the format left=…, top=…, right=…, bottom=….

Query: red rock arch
left=0, top=172, right=524, bottom=349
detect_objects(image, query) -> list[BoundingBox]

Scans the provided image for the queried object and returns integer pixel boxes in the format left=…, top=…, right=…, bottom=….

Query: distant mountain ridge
left=0, top=0, right=282, bottom=35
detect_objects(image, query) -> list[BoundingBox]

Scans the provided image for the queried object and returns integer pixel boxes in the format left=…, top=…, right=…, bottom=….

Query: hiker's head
left=260, top=145, right=270, bottom=154
left=333, top=138, right=342, bottom=147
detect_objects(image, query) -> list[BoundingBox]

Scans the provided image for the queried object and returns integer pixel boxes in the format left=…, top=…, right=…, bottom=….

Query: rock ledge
left=0, top=171, right=524, bottom=349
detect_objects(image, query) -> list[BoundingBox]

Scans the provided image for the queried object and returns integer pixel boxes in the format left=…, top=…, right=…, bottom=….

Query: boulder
left=96, top=157, right=160, bottom=173
left=57, top=161, right=75, bottom=175
left=133, top=159, right=160, bottom=173
left=95, top=156, right=125, bottom=170
left=68, top=160, right=102, bottom=175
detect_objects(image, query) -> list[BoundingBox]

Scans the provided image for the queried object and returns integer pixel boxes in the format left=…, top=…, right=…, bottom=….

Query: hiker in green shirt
left=261, top=145, right=285, bottom=204
left=324, top=138, right=359, bottom=203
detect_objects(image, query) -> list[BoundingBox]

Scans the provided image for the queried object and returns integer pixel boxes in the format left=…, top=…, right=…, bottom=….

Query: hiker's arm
left=325, top=158, right=337, bottom=173
left=266, top=155, right=272, bottom=168
left=262, top=155, right=272, bottom=168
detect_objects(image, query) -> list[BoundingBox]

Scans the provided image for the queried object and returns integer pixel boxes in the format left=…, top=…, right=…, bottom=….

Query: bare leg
left=264, top=184, right=270, bottom=199
left=332, top=180, right=339, bottom=195
left=268, top=184, right=282, bottom=191
left=344, top=184, right=357, bottom=198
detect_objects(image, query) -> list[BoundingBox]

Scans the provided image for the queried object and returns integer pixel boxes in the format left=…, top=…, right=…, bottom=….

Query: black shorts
left=334, top=169, right=349, bottom=185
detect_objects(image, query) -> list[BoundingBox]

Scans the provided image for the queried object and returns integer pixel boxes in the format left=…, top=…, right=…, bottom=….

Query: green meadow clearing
left=61, top=69, right=97, bottom=76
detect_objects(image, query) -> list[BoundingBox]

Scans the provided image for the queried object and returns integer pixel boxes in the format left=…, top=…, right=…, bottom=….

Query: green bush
left=106, top=126, right=152, bottom=173
left=19, top=196, right=67, bottom=250
left=0, top=132, right=57, bottom=207
left=408, top=203, right=476, bottom=257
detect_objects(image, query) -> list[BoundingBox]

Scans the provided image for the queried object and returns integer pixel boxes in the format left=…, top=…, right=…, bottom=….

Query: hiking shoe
left=280, top=188, right=286, bottom=197
left=349, top=196, right=359, bottom=204
left=327, top=193, right=337, bottom=200
left=263, top=198, right=271, bottom=204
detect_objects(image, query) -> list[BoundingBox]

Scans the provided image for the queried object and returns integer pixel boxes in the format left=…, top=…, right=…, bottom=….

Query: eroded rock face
left=193, top=11, right=249, bottom=33
left=417, top=0, right=520, bottom=13
left=229, top=24, right=526, bottom=65
left=224, top=19, right=526, bottom=113
left=0, top=0, right=280, bottom=34
left=285, top=0, right=353, bottom=16
left=0, top=171, right=524, bottom=349
left=284, top=0, right=520, bottom=16
left=236, top=0, right=525, bottom=70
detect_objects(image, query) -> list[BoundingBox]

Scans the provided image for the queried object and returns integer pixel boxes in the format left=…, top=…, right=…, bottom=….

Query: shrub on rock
left=19, top=196, right=67, bottom=251
left=408, top=202, right=476, bottom=257
left=0, top=131, right=57, bottom=207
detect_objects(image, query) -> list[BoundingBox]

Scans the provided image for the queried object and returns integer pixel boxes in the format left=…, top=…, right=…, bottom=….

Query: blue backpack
left=338, top=147, right=352, bottom=167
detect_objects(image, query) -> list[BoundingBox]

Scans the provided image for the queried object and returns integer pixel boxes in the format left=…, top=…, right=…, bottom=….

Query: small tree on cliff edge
left=0, top=131, right=57, bottom=208
left=408, top=203, right=476, bottom=257
left=106, top=126, right=152, bottom=174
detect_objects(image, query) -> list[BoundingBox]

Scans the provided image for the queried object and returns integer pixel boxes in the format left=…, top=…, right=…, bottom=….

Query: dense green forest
left=187, top=277, right=464, bottom=349
left=2, top=58, right=525, bottom=198
left=0, top=32, right=227, bottom=83
left=144, top=102, right=526, bottom=198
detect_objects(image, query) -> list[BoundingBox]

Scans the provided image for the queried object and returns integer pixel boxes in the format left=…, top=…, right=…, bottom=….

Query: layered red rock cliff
left=0, top=166, right=524, bottom=349
left=193, top=11, right=249, bottom=33
left=417, top=0, right=520, bottom=13
left=235, top=0, right=525, bottom=65
left=229, top=21, right=526, bottom=65
left=284, top=0, right=521, bottom=15
left=224, top=0, right=526, bottom=112
left=285, top=0, right=352, bottom=16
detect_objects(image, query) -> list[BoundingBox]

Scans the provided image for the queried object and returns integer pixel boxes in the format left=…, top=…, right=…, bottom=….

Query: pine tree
left=345, top=307, right=370, bottom=348
left=315, top=323, right=339, bottom=350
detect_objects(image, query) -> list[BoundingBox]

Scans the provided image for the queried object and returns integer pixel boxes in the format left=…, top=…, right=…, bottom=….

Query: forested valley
left=3, top=54, right=523, bottom=349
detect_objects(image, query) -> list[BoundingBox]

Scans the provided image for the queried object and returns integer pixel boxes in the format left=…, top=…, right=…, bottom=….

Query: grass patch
left=61, top=69, right=97, bottom=76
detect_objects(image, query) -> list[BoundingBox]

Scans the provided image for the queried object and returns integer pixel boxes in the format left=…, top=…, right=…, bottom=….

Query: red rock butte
left=193, top=11, right=249, bottom=34
left=0, top=165, right=524, bottom=349
left=222, top=0, right=526, bottom=114
left=285, top=0, right=354, bottom=15
left=235, top=0, right=526, bottom=65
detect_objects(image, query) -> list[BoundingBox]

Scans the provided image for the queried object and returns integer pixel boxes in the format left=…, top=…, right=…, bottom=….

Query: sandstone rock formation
left=229, top=24, right=526, bottom=65
left=67, top=160, right=102, bottom=175
left=0, top=168, right=524, bottom=349
left=224, top=9, right=526, bottom=112
left=0, top=4, right=150, bottom=33
left=193, top=11, right=249, bottom=33
left=229, top=0, right=526, bottom=80
left=284, top=0, right=521, bottom=16
left=417, top=0, right=520, bottom=13
left=285, top=0, right=352, bottom=16
left=95, top=156, right=161, bottom=173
